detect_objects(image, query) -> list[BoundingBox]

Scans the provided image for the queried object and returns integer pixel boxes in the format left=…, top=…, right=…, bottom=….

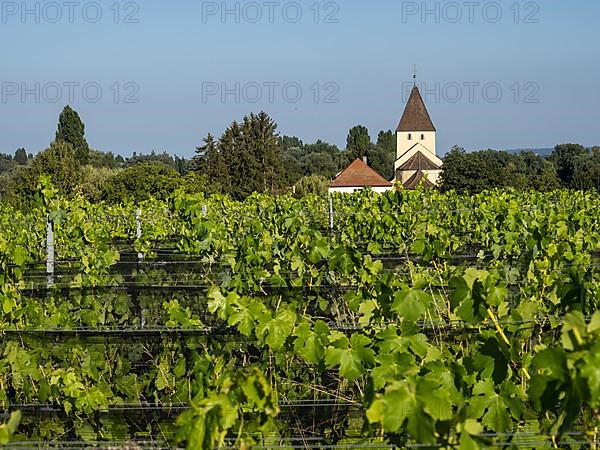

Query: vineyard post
left=46, top=214, right=54, bottom=288
left=202, top=204, right=208, bottom=217
left=329, top=195, right=334, bottom=230
left=136, top=209, right=143, bottom=262
left=135, top=208, right=145, bottom=328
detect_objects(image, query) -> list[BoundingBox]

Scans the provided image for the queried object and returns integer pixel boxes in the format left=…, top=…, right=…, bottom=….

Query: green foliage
left=87, top=149, right=124, bottom=169
left=294, top=175, right=329, bottom=197
left=280, top=137, right=345, bottom=186
left=125, top=150, right=189, bottom=174
left=1, top=188, right=600, bottom=447
left=549, top=143, right=588, bottom=187
left=195, top=112, right=282, bottom=199
left=101, top=162, right=184, bottom=203
left=346, top=125, right=372, bottom=160
left=326, top=333, right=375, bottom=381
left=175, top=368, right=279, bottom=450
left=0, top=411, right=21, bottom=444
left=529, top=312, right=600, bottom=434
left=192, top=133, right=228, bottom=192
left=441, top=147, right=560, bottom=192
left=569, top=146, right=600, bottom=190
left=55, top=105, right=90, bottom=164
left=368, top=130, right=396, bottom=180
left=14, top=148, right=28, bottom=165
left=178, top=171, right=211, bottom=195
left=9, top=142, right=82, bottom=203
left=78, top=166, right=119, bottom=202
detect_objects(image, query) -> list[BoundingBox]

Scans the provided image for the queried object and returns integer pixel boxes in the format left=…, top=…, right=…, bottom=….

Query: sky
left=0, top=0, right=599, bottom=158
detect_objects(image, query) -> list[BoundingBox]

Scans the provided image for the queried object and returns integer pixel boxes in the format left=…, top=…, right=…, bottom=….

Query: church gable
left=398, top=150, right=442, bottom=171
left=395, top=143, right=443, bottom=169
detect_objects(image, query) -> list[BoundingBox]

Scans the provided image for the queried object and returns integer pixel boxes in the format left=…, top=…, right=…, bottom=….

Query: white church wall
left=396, top=131, right=436, bottom=161
left=425, top=170, right=441, bottom=185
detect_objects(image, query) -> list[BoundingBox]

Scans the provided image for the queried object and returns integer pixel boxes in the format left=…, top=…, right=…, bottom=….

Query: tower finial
left=413, top=64, right=417, bottom=86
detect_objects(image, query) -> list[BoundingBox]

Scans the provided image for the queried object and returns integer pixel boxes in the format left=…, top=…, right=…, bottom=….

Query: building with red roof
left=329, top=157, right=393, bottom=193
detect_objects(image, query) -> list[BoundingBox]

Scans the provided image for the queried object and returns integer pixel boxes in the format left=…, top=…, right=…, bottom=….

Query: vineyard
left=1, top=181, right=600, bottom=449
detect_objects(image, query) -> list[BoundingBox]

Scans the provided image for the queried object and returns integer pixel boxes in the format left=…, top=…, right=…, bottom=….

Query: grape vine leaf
left=325, top=334, right=375, bottom=381
left=392, top=288, right=431, bottom=322
left=256, top=309, right=296, bottom=350
left=471, top=379, right=512, bottom=432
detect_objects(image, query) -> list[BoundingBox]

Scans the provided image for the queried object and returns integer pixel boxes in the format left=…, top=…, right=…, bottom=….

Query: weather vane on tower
left=413, top=64, right=417, bottom=86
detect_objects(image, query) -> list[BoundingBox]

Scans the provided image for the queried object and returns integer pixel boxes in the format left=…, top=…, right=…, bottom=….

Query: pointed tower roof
left=396, top=85, right=436, bottom=132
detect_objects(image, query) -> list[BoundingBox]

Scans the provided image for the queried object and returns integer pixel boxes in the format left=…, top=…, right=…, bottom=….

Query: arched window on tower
left=408, top=134, right=412, bottom=141
left=421, top=134, right=425, bottom=140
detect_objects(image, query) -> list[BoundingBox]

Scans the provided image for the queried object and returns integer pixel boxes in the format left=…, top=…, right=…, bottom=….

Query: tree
left=301, top=152, right=337, bottom=178
left=202, top=112, right=281, bottom=200
left=279, top=137, right=344, bottom=186
left=440, top=147, right=559, bottom=193
left=79, top=166, right=119, bottom=202
left=519, top=151, right=560, bottom=191
left=15, top=142, right=82, bottom=198
left=179, top=171, right=211, bottom=195
left=55, top=106, right=90, bottom=164
left=193, top=133, right=228, bottom=193
left=87, top=149, right=123, bottom=169
left=0, top=142, right=81, bottom=205
left=125, top=150, right=181, bottom=170
left=174, top=156, right=187, bottom=175
left=346, top=125, right=372, bottom=160
left=377, top=131, right=395, bottom=154
left=221, top=120, right=254, bottom=199
left=571, top=147, right=600, bottom=191
left=14, top=148, right=28, bottom=165
left=549, top=143, right=587, bottom=187
left=243, top=111, right=281, bottom=193
left=367, top=130, right=396, bottom=179
left=440, top=146, right=490, bottom=192
left=280, top=151, right=304, bottom=186
left=279, top=136, right=303, bottom=151
left=294, top=175, right=329, bottom=197
left=101, top=162, right=182, bottom=203
left=0, top=153, right=17, bottom=174
left=304, top=140, right=344, bottom=174
left=192, top=135, right=209, bottom=173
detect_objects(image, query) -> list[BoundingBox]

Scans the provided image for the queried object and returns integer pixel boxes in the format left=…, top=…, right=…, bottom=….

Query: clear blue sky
left=1, top=0, right=598, bottom=158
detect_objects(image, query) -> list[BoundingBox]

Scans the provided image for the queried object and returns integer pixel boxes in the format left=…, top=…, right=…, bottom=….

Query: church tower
left=394, top=83, right=443, bottom=188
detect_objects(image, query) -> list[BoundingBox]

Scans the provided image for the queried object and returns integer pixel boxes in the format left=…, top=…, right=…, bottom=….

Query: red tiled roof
left=330, top=159, right=392, bottom=188
left=396, top=85, right=436, bottom=132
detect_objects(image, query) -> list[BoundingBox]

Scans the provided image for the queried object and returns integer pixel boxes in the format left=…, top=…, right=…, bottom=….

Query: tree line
left=0, top=106, right=397, bottom=204
left=0, top=105, right=598, bottom=206
left=440, top=145, right=600, bottom=192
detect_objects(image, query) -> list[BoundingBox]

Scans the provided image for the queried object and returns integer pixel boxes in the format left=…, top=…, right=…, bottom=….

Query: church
left=329, top=82, right=443, bottom=193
